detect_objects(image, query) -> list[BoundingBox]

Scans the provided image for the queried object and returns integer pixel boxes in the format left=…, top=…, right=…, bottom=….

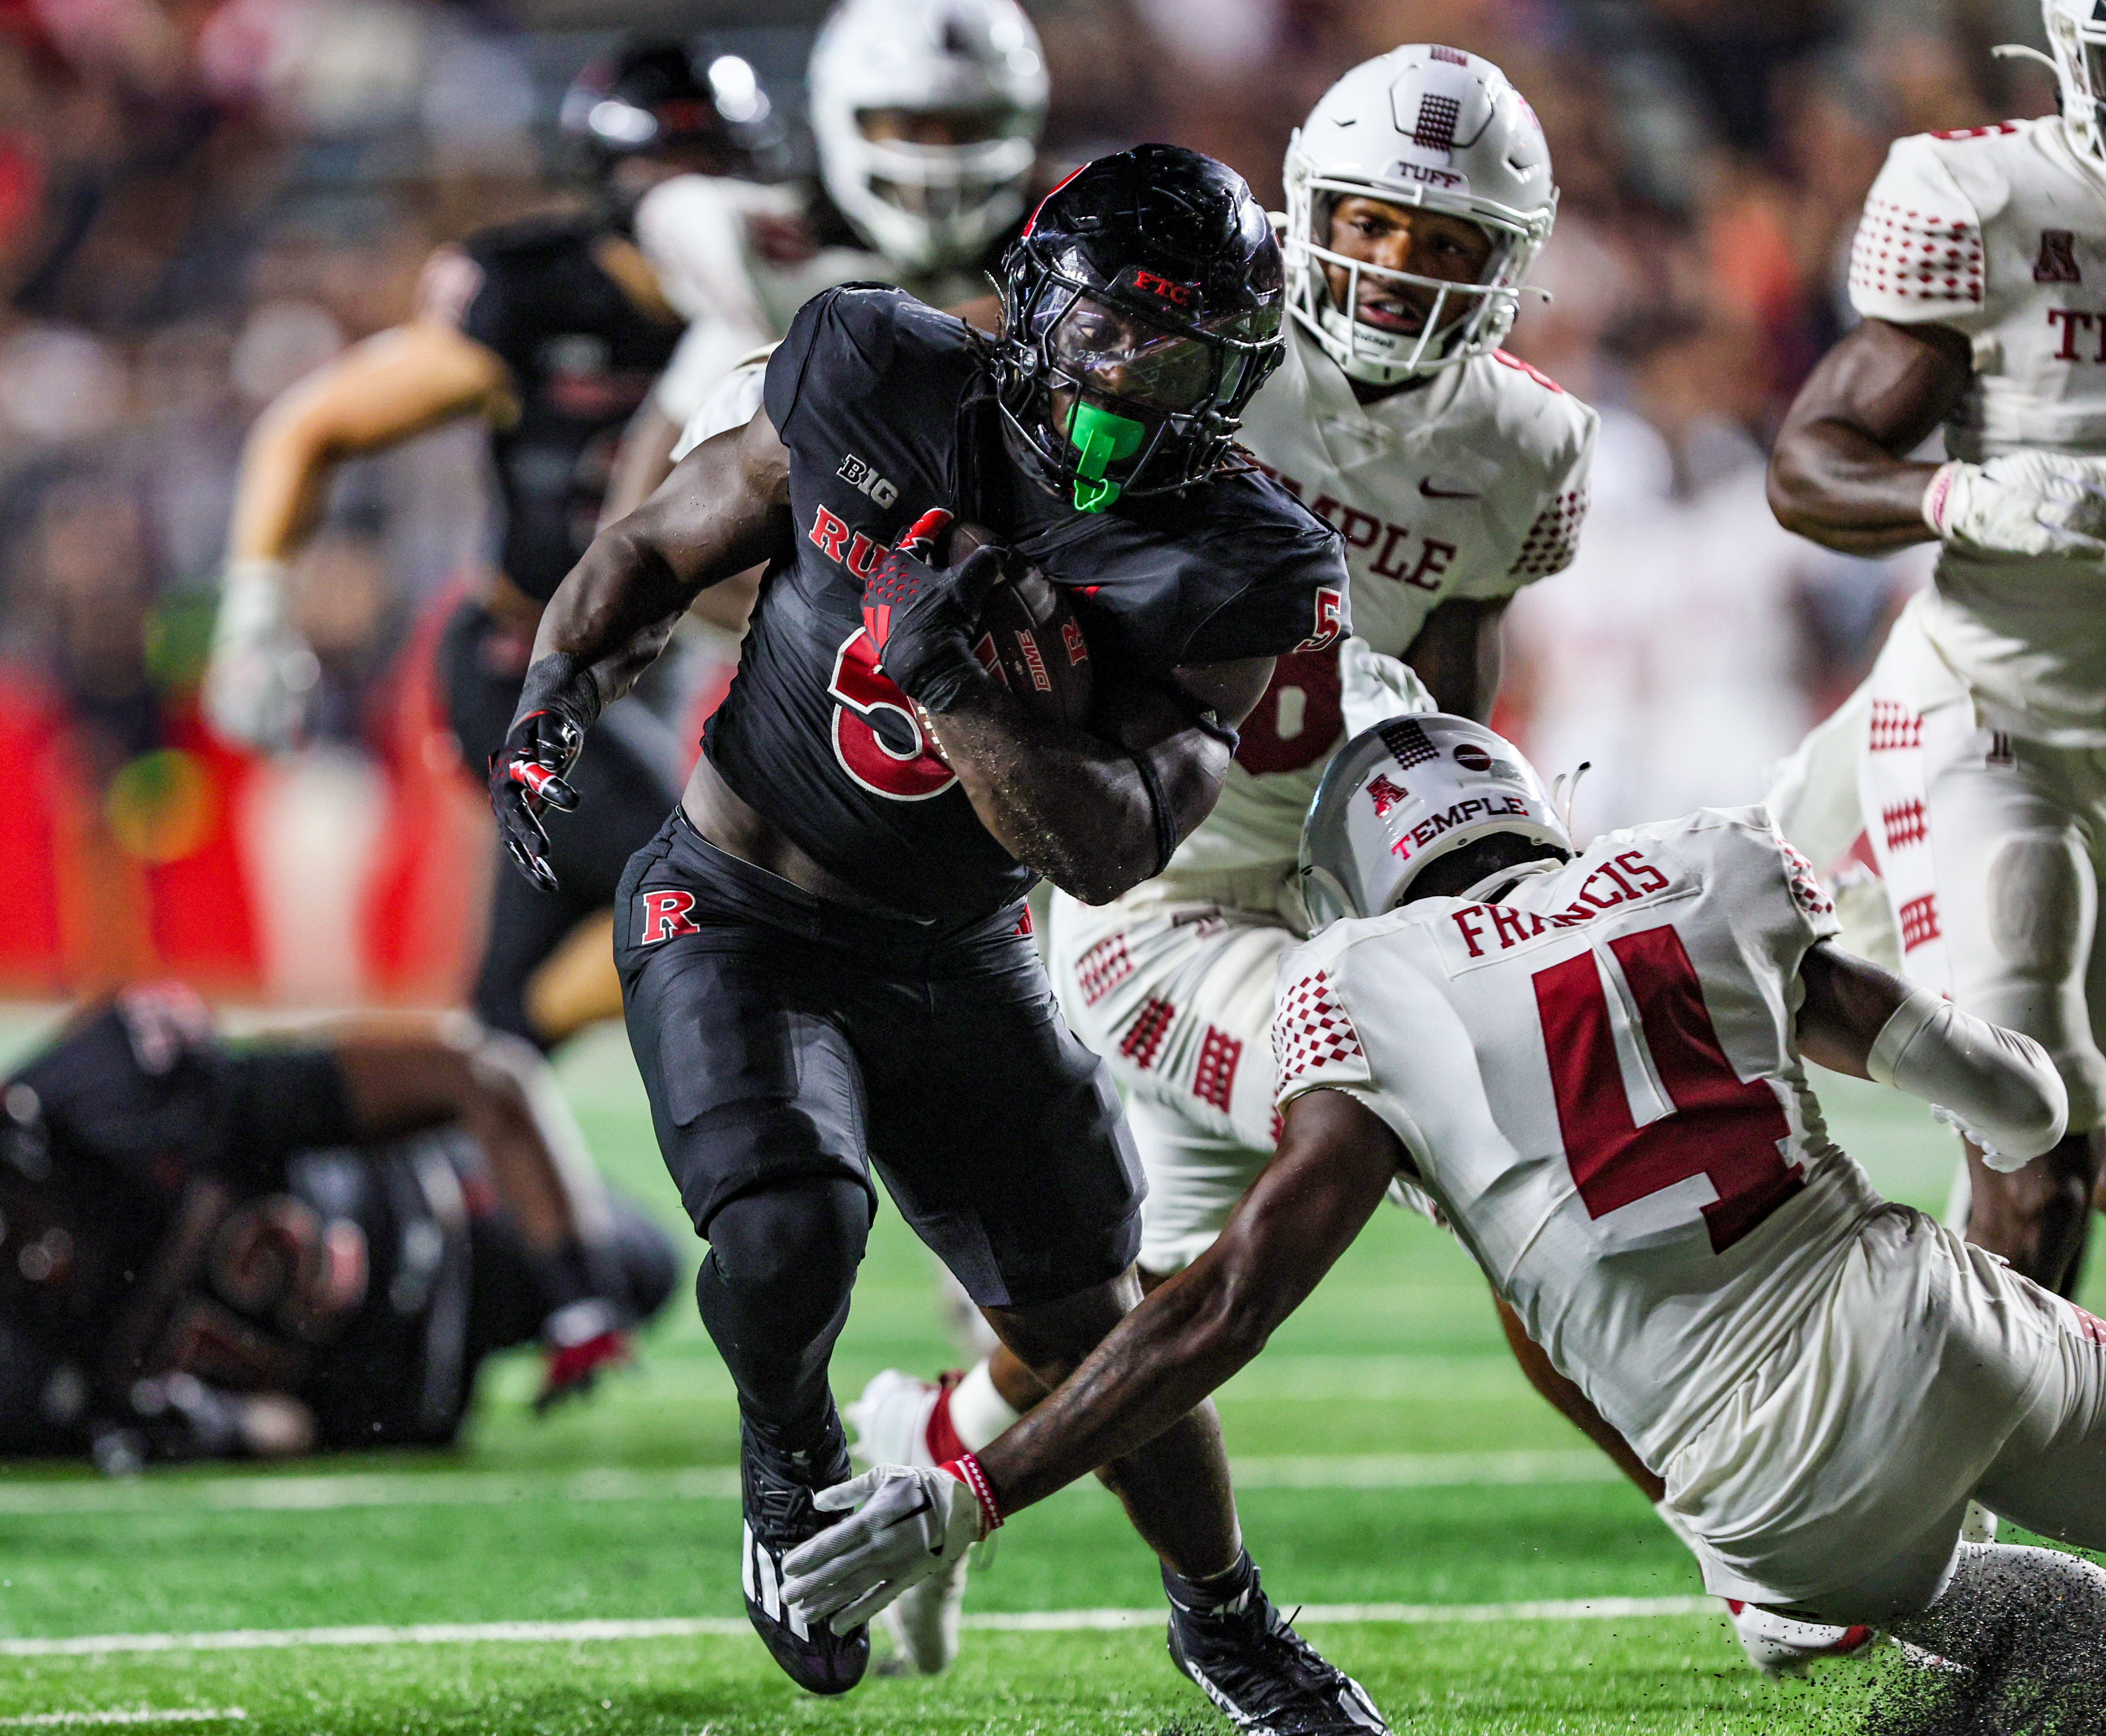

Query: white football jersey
left=1847, top=118, right=2106, bottom=743
left=1271, top=808, right=1878, bottom=1470
left=637, top=176, right=993, bottom=432
left=1174, top=321, right=1596, bottom=872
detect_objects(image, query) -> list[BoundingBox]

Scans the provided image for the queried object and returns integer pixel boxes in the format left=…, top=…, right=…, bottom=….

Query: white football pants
left=1047, top=867, right=1300, bottom=1275
left=1861, top=600, right=2106, bottom=1133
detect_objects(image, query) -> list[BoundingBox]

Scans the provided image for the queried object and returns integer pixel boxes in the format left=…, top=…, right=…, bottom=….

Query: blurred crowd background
left=0, top=0, right=2031, bottom=1002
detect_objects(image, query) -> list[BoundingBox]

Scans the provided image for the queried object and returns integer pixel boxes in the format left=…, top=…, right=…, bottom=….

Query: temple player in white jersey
left=1767, top=0, right=2106, bottom=1322
left=845, top=40, right=1617, bottom=1675
left=783, top=713, right=2106, bottom=1727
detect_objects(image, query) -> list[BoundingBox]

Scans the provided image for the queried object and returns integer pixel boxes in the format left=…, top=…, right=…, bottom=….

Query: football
left=917, top=519, right=1093, bottom=753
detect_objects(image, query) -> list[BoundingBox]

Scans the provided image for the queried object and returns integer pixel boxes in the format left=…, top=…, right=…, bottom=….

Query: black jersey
left=447, top=214, right=686, bottom=603
left=702, top=286, right=1349, bottom=927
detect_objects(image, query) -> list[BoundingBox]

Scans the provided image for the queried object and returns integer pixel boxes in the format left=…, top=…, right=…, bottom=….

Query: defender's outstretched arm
left=1797, top=942, right=2067, bottom=1165
left=977, top=1087, right=1399, bottom=1513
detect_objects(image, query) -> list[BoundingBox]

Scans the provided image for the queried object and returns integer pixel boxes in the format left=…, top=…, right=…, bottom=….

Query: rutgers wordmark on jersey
left=1270, top=807, right=1870, bottom=1471
left=1849, top=116, right=2106, bottom=742
left=1177, top=321, right=1595, bottom=872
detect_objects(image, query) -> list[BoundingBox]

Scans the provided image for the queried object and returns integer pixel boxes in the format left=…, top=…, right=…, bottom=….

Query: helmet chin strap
left=1067, top=400, right=1146, bottom=512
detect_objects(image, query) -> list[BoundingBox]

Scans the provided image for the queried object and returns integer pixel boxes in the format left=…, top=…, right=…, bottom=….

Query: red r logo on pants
left=638, top=890, right=701, bottom=945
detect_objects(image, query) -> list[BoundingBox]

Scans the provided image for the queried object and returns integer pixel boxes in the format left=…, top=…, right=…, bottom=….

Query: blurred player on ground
left=0, top=984, right=676, bottom=1469
left=789, top=713, right=2106, bottom=1728
left=1768, top=0, right=2106, bottom=1314
left=203, top=39, right=769, bottom=1050
left=490, top=148, right=1389, bottom=1731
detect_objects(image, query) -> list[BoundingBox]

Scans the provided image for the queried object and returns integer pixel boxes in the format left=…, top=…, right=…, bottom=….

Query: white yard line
left=0, top=1451, right=1615, bottom=1517
left=0, top=1599, right=1717, bottom=1659
left=0, top=1713, right=245, bottom=1726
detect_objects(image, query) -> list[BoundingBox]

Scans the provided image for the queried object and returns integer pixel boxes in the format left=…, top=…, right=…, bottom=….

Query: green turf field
left=0, top=1012, right=2090, bottom=1734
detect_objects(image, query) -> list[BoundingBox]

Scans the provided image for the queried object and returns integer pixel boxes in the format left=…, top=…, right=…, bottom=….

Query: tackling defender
left=1769, top=0, right=2106, bottom=1302
left=489, top=149, right=1389, bottom=1732
left=786, top=713, right=2106, bottom=1724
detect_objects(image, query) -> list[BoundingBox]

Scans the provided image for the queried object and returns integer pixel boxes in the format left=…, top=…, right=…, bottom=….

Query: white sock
left=947, top=1358, right=1022, bottom=1453
left=1652, top=1497, right=1700, bottom=1555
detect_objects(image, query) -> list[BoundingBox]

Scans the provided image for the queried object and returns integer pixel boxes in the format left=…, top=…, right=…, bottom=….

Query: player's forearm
left=530, top=432, right=788, bottom=722
left=226, top=403, right=337, bottom=563
left=1869, top=987, right=2069, bottom=1170
left=978, top=1251, right=1279, bottom=1513
left=928, top=685, right=1228, bottom=905
left=1766, top=420, right=1943, bottom=555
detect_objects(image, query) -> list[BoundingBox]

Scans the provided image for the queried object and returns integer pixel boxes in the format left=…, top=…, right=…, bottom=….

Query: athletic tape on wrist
left=1867, top=985, right=1944, bottom=1087
left=1129, top=750, right=1177, bottom=877
left=941, top=1453, right=1004, bottom=1538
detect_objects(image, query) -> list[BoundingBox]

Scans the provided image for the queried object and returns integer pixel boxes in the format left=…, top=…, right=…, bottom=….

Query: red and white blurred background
left=0, top=0, right=2027, bottom=1006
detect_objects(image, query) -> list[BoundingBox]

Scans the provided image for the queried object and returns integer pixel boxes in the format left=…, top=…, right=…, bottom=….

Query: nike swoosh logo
left=1419, top=479, right=1481, bottom=499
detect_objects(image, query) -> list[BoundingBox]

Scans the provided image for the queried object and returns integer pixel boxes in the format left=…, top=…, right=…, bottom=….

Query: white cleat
left=845, top=1368, right=947, bottom=1469
left=1724, top=1600, right=1880, bottom=1677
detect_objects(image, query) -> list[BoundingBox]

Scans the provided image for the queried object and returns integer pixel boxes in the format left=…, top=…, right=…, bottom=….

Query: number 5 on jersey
left=1533, top=924, right=1803, bottom=1254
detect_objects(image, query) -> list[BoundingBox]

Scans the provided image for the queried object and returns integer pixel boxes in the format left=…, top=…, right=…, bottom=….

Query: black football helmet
left=560, top=39, right=779, bottom=179
left=993, top=144, right=1285, bottom=513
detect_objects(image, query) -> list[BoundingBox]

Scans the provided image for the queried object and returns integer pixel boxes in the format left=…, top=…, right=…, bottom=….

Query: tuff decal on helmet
left=809, top=0, right=1049, bottom=275
left=1284, top=45, right=1557, bottom=385
left=1299, top=711, right=1570, bottom=928
left=995, top=145, right=1286, bottom=512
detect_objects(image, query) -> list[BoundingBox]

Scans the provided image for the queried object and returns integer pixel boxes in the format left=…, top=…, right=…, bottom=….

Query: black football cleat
left=1166, top=1563, right=1389, bottom=1735
left=739, top=1407, right=869, bottom=1694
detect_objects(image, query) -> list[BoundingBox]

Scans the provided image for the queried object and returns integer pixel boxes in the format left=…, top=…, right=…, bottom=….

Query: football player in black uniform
left=489, top=148, right=1386, bottom=1733
left=204, top=40, right=771, bottom=1051
left=0, top=984, right=676, bottom=1468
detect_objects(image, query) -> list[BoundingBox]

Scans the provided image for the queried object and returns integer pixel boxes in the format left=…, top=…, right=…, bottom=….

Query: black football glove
left=490, top=654, right=593, bottom=893
left=862, top=508, right=1007, bottom=713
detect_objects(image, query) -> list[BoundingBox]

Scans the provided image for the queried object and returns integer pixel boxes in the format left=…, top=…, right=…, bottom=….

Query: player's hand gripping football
left=781, top=1463, right=989, bottom=1634
left=1923, top=452, right=2106, bottom=561
left=861, top=508, right=1008, bottom=713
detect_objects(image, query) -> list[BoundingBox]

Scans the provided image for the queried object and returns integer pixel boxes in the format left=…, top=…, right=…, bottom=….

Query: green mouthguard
left=1066, top=400, right=1146, bottom=513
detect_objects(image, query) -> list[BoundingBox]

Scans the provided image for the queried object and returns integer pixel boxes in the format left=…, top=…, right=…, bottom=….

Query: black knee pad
left=699, top=1175, right=871, bottom=1317
left=605, top=1194, right=679, bottom=1324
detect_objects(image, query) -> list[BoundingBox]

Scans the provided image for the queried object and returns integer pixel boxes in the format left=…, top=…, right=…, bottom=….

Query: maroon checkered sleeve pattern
left=1508, top=484, right=1589, bottom=579
left=1271, top=969, right=1368, bottom=1094
left=1848, top=194, right=1983, bottom=312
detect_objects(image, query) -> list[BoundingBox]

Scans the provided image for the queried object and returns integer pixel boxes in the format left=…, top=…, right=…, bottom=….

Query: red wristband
left=940, top=1453, right=1003, bottom=1538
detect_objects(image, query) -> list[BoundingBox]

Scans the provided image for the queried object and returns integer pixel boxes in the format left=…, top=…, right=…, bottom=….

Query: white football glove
left=1337, top=635, right=1436, bottom=738
left=781, top=1464, right=982, bottom=1635
left=203, top=558, right=319, bottom=753
left=1922, top=453, right=2106, bottom=562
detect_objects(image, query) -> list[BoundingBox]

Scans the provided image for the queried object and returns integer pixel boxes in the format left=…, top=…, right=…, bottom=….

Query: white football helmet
left=1299, top=713, right=1569, bottom=929
left=1283, top=45, right=1556, bottom=385
left=808, top=0, right=1048, bottom=276
left=2042, top=0, right=2106, bottom=172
